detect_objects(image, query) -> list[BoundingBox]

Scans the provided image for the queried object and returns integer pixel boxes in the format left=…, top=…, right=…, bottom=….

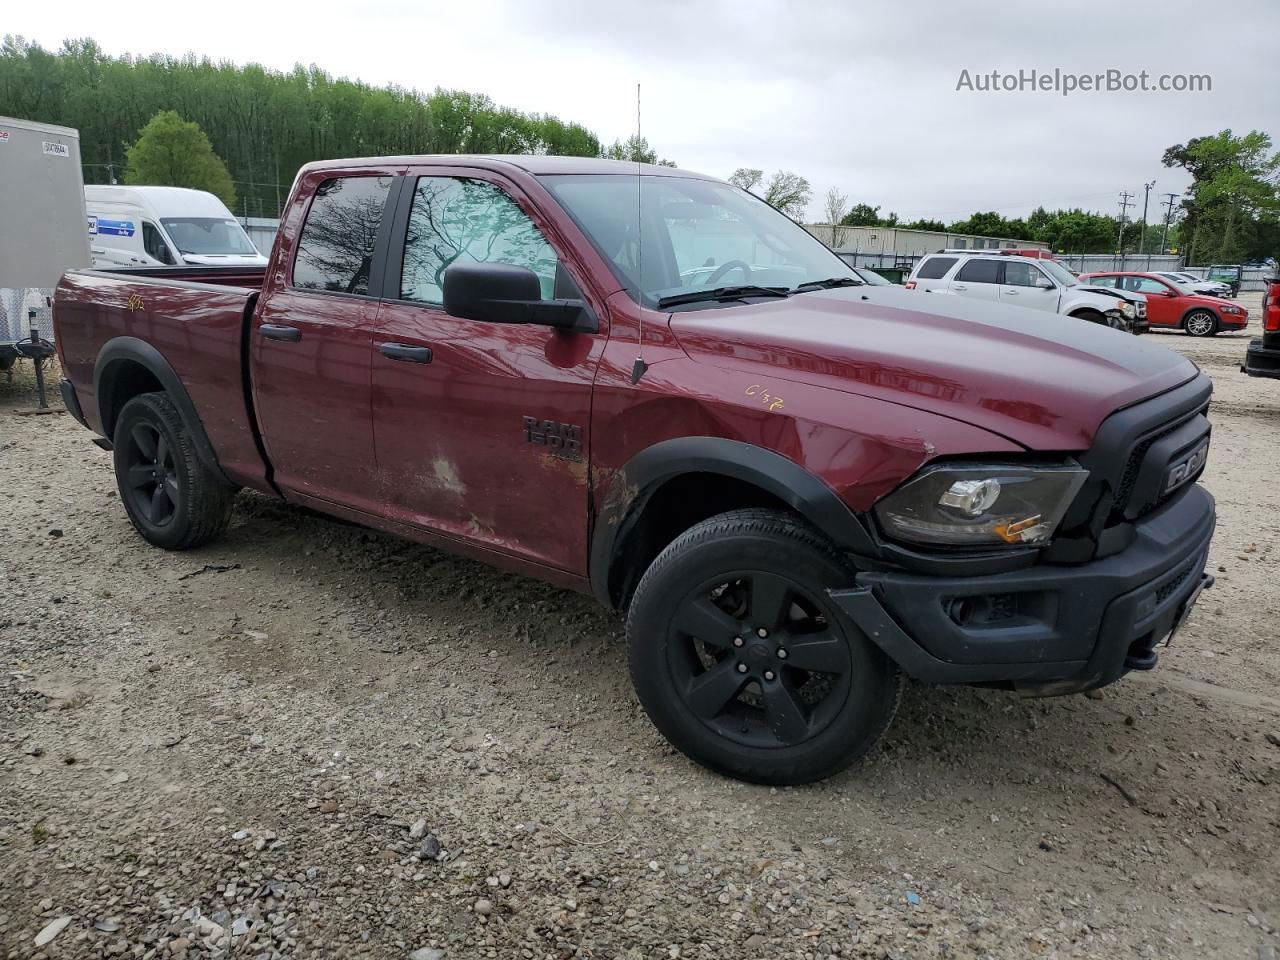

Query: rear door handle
left=260, top=323, right=301, bottom=342
left=379, top=342, right=433, bottom=364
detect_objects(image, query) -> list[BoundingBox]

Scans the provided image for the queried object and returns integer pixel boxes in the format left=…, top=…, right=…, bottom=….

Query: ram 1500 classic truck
left=54, top=155, right=1217, bottom=785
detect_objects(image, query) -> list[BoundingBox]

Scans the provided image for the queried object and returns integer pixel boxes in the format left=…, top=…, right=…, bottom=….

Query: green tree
left=124, top=110, right=236, bottom=206
left=601, top=134, right=676, bottom=166
left=1163, top=129, right=1280, bottom=264
left=0, top=35, right=602, bottom=218
left=763, top=171, right=811, bottom=220
left=728, top=168, right=764, bottom=192
left=840, top=203, right=881, bottom=226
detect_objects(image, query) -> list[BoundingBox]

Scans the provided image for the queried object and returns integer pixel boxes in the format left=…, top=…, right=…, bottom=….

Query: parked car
left=1160, top=272, right=1232, bottom=298
left=54, top=155, right=1217, bottom=785
left=1206, top=264, right=1242, bottom=297
left=906, top=252, right=1145, bottom=332
left=1079, top=271, right=1248, bottom=337
left=85, top=185, right=267, bottom=269
left=1242, top=275, right=1280, bottom=378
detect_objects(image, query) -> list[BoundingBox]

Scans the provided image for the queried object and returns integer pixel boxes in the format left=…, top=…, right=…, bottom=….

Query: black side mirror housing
left=442, top=262, right=597, bottom=333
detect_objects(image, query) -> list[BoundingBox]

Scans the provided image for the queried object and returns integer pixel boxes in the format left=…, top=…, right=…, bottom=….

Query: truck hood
left=669, top=286, right=1198, bottom=451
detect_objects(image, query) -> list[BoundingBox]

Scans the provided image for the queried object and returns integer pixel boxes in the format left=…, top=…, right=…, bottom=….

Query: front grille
left=1112, top=408, right=1207, bottom=518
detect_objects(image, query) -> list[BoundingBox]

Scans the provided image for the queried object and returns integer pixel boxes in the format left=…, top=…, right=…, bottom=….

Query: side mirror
left=443, top=262, right=597, bottom=333
left=1164, top=290, right=1178, bottom=297
left=1034, top=278, right=1055, bottom=290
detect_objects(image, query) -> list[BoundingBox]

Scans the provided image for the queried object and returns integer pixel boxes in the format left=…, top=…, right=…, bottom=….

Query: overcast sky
left=10, top=0, right=1278, bottom=222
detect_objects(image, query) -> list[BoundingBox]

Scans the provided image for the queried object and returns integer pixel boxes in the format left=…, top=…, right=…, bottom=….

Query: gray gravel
left=2, top=323, right=1278, bottom=958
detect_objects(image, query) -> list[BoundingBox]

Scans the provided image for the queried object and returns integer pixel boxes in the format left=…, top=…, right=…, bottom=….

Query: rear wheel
left=627, top=509, right=902, bottom=784
left=112, top=392, right=235, bottom=549
left=1184, top=310, right=1218, bottom=337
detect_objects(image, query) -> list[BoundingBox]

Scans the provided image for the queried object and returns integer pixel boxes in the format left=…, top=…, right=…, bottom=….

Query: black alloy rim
left=664, top=570, right=853, bottom=749
left=123, top=422, right=179, bottom=526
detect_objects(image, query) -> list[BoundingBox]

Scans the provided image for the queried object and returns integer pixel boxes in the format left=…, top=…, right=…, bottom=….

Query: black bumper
left=1243, top=337, right=1280, bottom=379
left=831, top=484, right=1216, bottom=694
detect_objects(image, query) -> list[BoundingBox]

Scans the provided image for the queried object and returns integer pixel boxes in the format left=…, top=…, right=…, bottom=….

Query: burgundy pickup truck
left=54, top=156, right=1217, bottom=784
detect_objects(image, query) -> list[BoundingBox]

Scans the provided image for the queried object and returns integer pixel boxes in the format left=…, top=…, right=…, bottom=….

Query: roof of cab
left=297, top=154, right=720, bottom=180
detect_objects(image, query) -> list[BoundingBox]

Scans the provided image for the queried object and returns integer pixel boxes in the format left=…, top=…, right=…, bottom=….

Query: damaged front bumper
left=830, top=484, right=1216, bottom=695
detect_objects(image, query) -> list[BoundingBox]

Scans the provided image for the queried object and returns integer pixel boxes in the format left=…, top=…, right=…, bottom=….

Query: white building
left=805, top=224, right=1049, bottom=260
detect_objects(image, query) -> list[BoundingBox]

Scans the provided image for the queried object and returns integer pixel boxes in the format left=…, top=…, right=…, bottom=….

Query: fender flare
left=588, top=436, right=877, bottom=607
left=93, top=336, right=230, bottom=485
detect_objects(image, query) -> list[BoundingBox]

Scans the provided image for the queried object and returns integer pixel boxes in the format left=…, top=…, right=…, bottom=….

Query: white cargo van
left=85, top=185, right=267, bottom=268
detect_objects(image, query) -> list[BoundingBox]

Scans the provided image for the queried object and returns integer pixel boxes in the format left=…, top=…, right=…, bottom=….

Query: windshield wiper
left=790, top=277, right=864, bottom=293
left=657, top=285, right=791, bottom=309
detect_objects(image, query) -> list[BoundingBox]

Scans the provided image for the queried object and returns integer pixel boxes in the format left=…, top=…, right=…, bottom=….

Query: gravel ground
left=2, top=307, right=1278, bottom=960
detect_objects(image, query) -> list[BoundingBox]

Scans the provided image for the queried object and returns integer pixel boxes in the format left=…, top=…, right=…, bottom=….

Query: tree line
left=0, top=36, right=605, bottom=217
left=817, top=130, right=1278, bottom=263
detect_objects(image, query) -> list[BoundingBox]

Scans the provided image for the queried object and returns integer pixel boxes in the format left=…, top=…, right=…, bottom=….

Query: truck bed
left=54, top=266, right=271, bottom=491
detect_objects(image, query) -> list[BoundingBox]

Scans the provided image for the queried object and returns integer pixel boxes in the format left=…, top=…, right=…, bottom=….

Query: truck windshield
left=541, top=174, right=854, bottom=308
left=160, top=218, right=258, bottom=256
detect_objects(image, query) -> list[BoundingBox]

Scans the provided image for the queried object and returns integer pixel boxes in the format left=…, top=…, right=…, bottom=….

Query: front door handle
left=379, top=343, right=433, bottom=364
left=952, top=284, right=967, bottom=291
left=1005, top=289, right=1019, bottom=295
left=260, top=323, right=301, bottom=342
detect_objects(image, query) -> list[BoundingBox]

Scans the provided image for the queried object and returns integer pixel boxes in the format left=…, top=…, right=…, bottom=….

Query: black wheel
left=112, top=392, right=235, bottom=549
left=1184, top=310, right=1218, bottom=337
left=627, top=509, right=902, bottom=784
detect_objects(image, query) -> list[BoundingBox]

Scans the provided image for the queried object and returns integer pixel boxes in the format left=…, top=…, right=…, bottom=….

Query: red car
left=52, top=156, right=1218, bottom=784
left=1079, top=271, right=1248, bottom=337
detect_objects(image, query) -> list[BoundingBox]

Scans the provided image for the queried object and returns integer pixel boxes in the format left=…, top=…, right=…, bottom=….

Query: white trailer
left=0, top=116, right=91, bottom=373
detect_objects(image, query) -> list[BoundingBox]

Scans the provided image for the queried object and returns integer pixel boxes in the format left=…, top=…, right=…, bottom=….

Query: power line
left=1116, top=191, right=1135, bottom=255
left=1160, top=193, right=1179, bottom=256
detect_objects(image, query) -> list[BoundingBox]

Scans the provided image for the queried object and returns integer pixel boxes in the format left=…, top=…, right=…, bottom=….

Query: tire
left=112, top=392, right=235, bottom=550
left=626, top=508, right=902, bottom=784
left=1183, top=310, right=1218, bottom=337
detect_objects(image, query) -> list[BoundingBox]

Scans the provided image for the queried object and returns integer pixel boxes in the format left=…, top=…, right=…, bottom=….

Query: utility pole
left=1116, top=191, right=1135, bottom=262
left=1139, top=181, right=1155, bottom=255
left=1160, top=193, right=1178, bottom=256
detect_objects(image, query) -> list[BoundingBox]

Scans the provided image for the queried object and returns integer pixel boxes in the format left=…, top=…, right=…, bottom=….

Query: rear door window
left=1087, top=275, right=1117, bottom=287
left=293, top=176, right=395, bottom=294
left=915, top=256, right=957, bottom=280
left=955, top=259, right=1002, bottom=284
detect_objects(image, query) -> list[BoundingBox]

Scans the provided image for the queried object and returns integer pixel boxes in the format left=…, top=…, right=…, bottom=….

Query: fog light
left=939, top=478, right=1001, bottom=517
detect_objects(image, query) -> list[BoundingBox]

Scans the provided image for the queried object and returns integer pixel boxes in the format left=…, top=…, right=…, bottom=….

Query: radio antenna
left=629, top=81, right=648, bottom=385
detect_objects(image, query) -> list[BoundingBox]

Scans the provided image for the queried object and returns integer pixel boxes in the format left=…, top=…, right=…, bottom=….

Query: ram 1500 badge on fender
left=54, top=155, right=1217, bottom=784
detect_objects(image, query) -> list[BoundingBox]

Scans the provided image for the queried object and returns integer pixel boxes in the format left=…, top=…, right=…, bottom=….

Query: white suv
left=906, top=253, right=1145, bottom=332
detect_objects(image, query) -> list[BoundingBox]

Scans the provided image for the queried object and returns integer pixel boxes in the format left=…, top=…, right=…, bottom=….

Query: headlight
left=874, top=463, right=1089, bottom=548
left=1222, top=305, right=1242, bottom=314
left=1120, top=302, right=1135, bottom=318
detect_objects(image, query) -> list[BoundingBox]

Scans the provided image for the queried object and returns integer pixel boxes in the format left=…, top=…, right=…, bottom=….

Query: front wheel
left=1184, top=310, right=1218, bottom=337
left=626, top=509, right=902, bottom=784
left=112, top=392, right=235, bottom=549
